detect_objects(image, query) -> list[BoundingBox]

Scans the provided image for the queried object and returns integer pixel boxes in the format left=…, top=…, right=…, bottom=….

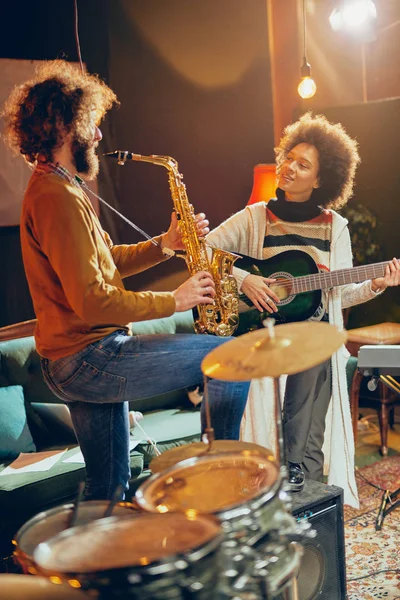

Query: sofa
left=0, top=310, right=201, bottom=569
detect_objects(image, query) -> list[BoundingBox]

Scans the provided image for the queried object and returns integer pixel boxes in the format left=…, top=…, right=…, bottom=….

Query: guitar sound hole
left=270, top=274, right=294, bottom=303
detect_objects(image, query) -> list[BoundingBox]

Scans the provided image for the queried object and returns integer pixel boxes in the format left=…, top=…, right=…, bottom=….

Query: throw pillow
left=0, top=385, right=36, bottom=460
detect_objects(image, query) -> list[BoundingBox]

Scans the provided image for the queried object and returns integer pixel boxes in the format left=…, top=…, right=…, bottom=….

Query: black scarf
left=268, top=187, right=324, bottom=223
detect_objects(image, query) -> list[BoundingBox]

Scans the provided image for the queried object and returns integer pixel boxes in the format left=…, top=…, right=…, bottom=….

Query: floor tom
left=33, top=512, right=224, bottom=600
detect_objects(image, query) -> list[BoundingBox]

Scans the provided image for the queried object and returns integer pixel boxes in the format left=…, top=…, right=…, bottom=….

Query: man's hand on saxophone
left=172, top=271, right=216, bottom=313
left=161, top=211, right=210, bottom=251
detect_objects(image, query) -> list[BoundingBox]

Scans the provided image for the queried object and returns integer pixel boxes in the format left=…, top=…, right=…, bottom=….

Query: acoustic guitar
left=235, top=249, right=388, bottom=335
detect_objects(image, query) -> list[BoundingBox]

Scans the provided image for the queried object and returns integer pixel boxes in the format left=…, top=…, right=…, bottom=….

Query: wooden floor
left=355, top=406, right=400, bottom=468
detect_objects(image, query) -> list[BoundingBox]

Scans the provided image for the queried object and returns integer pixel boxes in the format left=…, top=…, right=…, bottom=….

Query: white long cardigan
left=207, top=202, right=381, bottom=508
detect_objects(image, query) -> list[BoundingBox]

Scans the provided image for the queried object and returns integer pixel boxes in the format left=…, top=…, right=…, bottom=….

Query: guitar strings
left=265, top=260, right=390, bottom=292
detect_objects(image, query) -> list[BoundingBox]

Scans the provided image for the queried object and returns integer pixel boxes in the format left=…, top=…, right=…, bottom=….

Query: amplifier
left=290, top=479, right=347, bottom=600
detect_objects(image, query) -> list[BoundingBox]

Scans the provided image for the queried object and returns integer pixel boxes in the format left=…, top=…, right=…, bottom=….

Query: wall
left=319, top=99, right=400, bottom=327
left=101, top=0, right=275, bottom=291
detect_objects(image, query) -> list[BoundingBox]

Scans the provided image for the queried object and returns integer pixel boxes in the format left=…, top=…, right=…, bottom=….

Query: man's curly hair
left=275, top=112, right=361, bottom=209
left=2, top=60, right=118, bottom=165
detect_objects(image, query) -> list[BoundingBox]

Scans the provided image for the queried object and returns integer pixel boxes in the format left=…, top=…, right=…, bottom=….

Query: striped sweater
left=263, top=204, right=332, bottom=269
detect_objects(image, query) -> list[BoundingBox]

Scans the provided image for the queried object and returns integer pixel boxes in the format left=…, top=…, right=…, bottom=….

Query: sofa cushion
left=130, top=408, right=201, bottom=467
left=130, top=310, right=195, bottom=336
left=0, top=337, right=59, bottom=405
left=0, top=386, right=36, bottom=460
left=0, top=447, right=144, bottom=515
left=0, top=337, right=61, bottom=447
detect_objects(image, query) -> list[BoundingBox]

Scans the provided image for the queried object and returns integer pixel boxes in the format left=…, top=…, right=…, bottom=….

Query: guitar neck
left=291, top=262, right=389, bottom=294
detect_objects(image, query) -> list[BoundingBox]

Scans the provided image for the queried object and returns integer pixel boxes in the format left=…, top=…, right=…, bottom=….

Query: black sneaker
left=288, top=462, right=305, bottom=492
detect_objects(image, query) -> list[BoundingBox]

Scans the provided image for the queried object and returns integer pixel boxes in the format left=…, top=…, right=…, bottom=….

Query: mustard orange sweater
left=20, top=171, right=176, bottom=359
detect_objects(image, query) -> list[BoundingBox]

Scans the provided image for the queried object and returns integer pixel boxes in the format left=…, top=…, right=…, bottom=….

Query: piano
left=357, top=344, right=400, bottom=377
left=357, top=344, right=400, bottom=394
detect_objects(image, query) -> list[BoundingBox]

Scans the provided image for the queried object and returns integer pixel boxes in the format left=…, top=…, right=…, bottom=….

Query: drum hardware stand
left=262, top=319, right=288, bottom=484
left=374, top=374, right=400, bottom=531
left=66, top=482, right=126, bottom=530
left=103, top=484, right=125, bottom=518
left=273, top=377, right=288, bottom=483
left=66, top=480, right=85, bottom=529
left=259, top=576, right=300, bottom=600
left=202, top=375, right=215, bottom=448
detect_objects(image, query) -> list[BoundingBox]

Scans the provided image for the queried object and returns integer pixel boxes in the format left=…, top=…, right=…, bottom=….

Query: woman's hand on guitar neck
left=371, top=257, right=400, bottom=293
left=241, top=274, right=280, bottom=313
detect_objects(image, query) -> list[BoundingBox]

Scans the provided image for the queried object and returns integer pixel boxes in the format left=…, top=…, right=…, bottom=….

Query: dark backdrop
left=313, top=100, right=400, bottom=327
left=0, top=0, right=274, bottom=325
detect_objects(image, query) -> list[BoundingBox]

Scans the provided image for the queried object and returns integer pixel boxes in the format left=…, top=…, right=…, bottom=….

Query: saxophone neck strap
left=74, top=175, right=175, bottom=258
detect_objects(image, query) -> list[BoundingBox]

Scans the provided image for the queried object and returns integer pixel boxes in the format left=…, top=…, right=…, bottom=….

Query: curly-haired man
left=207, top=112, right=399, bottom=504
left=2, top=60, right=250, bottom=501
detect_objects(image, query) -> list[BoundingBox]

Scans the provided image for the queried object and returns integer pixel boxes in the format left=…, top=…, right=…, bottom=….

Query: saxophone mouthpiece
left=104, top=150, right=132, bottom=165
left=104, top=150, right=144, bottom=165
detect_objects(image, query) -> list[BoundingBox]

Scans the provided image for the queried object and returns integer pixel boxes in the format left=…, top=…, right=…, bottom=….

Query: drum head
left=34, top=513, right=222, bottom=574
left=136, top=451, right=279, bottom=514
left=150, top=440, right=275, bottom=473
left=15, top=500, right=134, bottom=558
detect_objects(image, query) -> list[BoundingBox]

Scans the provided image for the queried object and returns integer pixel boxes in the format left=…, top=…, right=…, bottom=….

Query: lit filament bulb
left=298, top=76, right=317, bottom=99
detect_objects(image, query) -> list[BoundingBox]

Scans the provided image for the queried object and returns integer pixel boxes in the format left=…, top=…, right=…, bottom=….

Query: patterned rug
left=345, top=455, right=400, bottom=599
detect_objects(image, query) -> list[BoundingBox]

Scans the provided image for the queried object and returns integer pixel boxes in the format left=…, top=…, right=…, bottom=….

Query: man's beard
left=71, top=137, right=99, bottom=180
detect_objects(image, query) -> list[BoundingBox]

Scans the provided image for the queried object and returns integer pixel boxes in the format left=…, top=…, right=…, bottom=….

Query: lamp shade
left=247, top=163, right=277, bottom=205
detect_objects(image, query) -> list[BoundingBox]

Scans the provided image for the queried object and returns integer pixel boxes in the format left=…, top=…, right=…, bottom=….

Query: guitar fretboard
left=289, top=262, right=388, bottom=294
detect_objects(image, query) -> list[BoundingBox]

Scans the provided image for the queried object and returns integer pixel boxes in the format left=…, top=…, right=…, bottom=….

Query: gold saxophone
left=108, top=151, right=240, bottom=336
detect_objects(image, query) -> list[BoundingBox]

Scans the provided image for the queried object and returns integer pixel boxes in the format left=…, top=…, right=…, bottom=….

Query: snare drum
left=135, top=451, right=303, bottom=598
left=13, top=500, right=136, bottom=574
left=33, top=513, right=224, bottom=600
left=136, top=451, right=289, bottom=541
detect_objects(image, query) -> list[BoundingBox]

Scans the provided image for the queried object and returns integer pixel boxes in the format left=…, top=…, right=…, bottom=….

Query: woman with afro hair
left=207, top=112, right=399, bottom=507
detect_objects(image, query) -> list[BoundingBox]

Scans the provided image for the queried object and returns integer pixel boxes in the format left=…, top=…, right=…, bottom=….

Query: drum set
left=12, top=321, right=347, bottom=600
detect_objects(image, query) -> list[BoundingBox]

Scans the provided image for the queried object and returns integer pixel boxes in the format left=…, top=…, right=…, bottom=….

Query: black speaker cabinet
left=290, top=479, right=347, bottom=600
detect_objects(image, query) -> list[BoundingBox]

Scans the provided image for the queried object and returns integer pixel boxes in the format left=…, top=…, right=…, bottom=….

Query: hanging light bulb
left=297, top=57, right=317, bottom=99
left=297, top=0, right=317, bottom=99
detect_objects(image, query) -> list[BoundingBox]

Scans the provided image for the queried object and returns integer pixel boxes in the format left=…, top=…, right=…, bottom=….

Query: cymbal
left=201, top=321, right=347, bottom=380
left=149, top=440, right=275, bottom=473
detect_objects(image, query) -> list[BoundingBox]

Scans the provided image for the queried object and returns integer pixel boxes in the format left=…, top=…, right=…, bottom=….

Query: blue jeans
left=41, top=330, right=250, bottom=501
